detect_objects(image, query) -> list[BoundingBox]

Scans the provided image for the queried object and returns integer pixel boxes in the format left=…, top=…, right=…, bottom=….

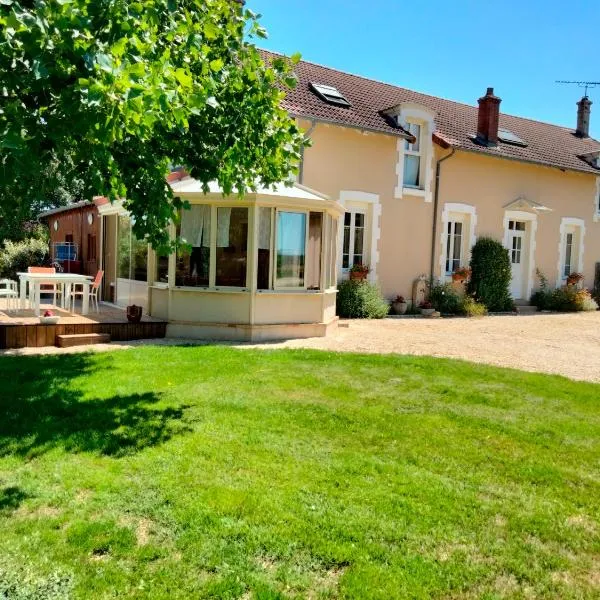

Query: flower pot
left=39, top=316, right=60, bottom=325
left=349, top=271, right=368, bottom=281
left=392, top=301, right=408, bottom=315
left=126, top=305, right=143, bottom=323
left=420, top=308, right=435, bottom=316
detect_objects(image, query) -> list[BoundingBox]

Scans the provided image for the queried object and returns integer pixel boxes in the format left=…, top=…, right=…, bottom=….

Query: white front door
left=508, top=220, right=527, bottom=299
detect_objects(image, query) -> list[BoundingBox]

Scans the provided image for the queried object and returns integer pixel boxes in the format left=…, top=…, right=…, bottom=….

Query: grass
left=0, top=346, right=599, bottom=599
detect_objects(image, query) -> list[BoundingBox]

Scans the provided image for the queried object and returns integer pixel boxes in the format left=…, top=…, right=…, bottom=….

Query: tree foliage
left=0, top=0, right=304, bottom=250
left=467, top=237, right=513, bottom=312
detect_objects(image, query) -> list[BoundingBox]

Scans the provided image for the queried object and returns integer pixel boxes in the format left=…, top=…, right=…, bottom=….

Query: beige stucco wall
left=300, top=118, right=600, bottom=300
left=300, top=119, right=434, bottom=299
left=149, top=287, right=336, bottom=327
left=436, top=149, right=600, bottom=291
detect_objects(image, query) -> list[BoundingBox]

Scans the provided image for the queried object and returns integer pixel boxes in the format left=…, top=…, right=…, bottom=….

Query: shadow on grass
left=0, top=486, right=28, bottom=514
left=0, top=353, right=189, bottom=458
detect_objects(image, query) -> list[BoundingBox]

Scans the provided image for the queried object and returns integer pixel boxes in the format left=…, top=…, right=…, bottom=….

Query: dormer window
left=309, top=83, right=351, bottom=107
left=384, top=102, right=436, bottom=201
left=403, top=122, right=422, bottom=187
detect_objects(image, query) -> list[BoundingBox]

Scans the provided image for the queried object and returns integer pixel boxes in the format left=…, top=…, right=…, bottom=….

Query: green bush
left=468, top=237, right=513, bottom=312
left=530, top=269, right=553, bottom=310
left=0, top=237, right=49, bottom=280
left=336, top=280, right=389, bottom=319
left=460, top=296, right=488, bottom=317
left=428, top=281, right=462, bottom=314
left=550, top=287, right=598, bottom=312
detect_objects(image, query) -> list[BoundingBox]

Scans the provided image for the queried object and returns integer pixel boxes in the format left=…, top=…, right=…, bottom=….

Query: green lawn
left=0, top=347, right=599, bottom=599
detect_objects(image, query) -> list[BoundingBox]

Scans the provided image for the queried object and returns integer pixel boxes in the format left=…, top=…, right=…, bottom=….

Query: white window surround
left=391, top=103, right=436, bottom=202
left=439, top=203, right=477, bottom=280
left=556, top=217, right=585, bottom=288
left=338, top=191, right=381, bottom=283
left=502, top=210, right=538, bottom=300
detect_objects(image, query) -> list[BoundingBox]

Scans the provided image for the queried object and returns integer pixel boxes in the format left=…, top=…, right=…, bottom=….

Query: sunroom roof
left=169, top=177, right=330, bottom=202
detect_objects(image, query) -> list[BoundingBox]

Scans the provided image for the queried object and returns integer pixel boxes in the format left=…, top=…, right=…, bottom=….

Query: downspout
left=430, top=147, right=455, bottom=286
left=298, top=119, right=316, bottom=185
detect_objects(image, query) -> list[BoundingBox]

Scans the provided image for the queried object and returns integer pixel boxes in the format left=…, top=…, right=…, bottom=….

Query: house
left=265, top=50, right=600, bottom=302
left=40, top=200, right=102, bottom=277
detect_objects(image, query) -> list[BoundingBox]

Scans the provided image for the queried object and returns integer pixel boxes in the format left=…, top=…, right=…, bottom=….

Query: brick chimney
left=477, top=87, right=501, bottom=146
left=576, top=96, right=592, bottom=138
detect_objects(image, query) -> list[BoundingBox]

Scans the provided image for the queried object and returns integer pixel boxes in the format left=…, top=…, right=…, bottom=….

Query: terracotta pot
left=392, top=301, right=408, bottom=315
left=349, top=271, right=368, bottom=281
left=126, top=305, right=142, bottom=323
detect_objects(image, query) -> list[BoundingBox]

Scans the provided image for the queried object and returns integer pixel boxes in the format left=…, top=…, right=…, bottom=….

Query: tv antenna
left=556, top=80, right=600, bottom=97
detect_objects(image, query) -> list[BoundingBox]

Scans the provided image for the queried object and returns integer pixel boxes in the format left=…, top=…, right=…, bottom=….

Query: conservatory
left=98, top=176, right=344, bottom=341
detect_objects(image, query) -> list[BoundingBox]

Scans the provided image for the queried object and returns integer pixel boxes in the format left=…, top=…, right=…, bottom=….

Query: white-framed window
left=390, top=103, right=436, bottom=201
left=341, top=210, right=366, bottom=270
left=176, top=204, right=249, bottom=289
left=445, top=219, right=464, bottom=275
left=557, top=218, right=585, bottom=287
left=403, top=122, right=422, bottom=188
left=274, top=210, right=309, bottom=289
left=440, top=203, right=477, bottom=280
left=563, top=232, right=574, bottom=277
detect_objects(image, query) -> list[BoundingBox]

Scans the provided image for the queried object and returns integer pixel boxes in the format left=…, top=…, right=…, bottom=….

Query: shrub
left=549, top=286, right=598, bottom=312
left=460, top=296, right=488, bottom=317
left=428, top=281, right=462, bottom=314
left=336, top=280, right=389, bottom=319
left=530, top=269, right=553, bottom=311
left=575, top=290, right=599, bottom=311
left=0, top=237, right=48, bottom=280
left=468, top=237, right=513, bottom=312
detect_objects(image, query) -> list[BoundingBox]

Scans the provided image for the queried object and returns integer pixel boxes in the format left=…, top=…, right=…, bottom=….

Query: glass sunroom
left=100, top=178, right=343, bottom=341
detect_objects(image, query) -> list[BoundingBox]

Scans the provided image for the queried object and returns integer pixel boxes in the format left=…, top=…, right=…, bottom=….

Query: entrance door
left=508, top=220, right=526, bottom=299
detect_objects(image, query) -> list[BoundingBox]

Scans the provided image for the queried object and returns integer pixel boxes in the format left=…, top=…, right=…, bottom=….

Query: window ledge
left=173, top=286, right=250, bottom=294
left=402, top=187, right=426, bottom=197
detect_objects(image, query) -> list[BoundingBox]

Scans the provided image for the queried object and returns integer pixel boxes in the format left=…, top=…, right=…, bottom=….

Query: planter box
left=39, top=316, right=60, bottom=325
left=392, top=301, right=408, bottom=315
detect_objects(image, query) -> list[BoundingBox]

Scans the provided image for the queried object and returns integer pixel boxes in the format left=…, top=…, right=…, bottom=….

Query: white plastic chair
left=70, top=270, right=104, bottom=313
left=0, top=279, right=18, bottom=313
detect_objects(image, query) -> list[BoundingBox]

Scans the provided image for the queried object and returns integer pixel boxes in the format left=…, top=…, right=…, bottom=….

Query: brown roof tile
left=261, top=50, right=600, bottom=175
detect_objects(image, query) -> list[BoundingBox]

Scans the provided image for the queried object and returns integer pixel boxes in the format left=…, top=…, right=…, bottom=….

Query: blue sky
left=248, top=0, right=600, bottom=139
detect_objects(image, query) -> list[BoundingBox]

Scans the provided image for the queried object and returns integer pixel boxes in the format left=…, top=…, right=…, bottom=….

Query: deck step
left=515, top=305, right=538, bottom=314
left=56, top=333, right=111, bottom=348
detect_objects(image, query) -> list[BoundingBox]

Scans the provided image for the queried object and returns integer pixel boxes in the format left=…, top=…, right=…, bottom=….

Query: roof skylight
left=309, top=82, right=351, bottom=107
left=498, top=128, right=528, bottom=147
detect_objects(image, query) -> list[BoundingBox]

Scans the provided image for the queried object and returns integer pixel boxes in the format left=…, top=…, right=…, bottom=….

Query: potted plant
left=126, top=304, right=143, bottom=323
left=419, top=300, right=435, bottom=316
left=39, top=309, right=60, bottom=325
left=452, top=266, right=471, bottom=283
left=566, top=272, right=584, bottom=287
left=349, top=263, right=370, bottom=281
left=391, top=295, right=408, bottom=315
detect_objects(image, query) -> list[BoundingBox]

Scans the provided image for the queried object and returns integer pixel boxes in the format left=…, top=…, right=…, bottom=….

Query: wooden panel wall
left=47, top=205, right=100, bottom=276
left=0, top=322, right=166, bottom=349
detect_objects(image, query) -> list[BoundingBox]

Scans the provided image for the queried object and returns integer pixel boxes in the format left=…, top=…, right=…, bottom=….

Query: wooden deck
left=0, top=301, right=166, bottom=349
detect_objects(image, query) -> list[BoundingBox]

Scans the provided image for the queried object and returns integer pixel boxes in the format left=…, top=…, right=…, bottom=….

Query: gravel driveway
left=3, top=312, right=600, bottom=383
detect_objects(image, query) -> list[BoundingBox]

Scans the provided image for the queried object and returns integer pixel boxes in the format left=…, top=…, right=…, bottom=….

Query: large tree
left=0, top=0, right=304, bottom=249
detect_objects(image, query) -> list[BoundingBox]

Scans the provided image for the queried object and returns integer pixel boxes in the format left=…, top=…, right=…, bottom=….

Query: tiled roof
left=261, top=50, right=600, bottom=176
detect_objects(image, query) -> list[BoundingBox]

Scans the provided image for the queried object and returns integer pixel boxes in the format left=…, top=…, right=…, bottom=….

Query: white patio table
left=18, top=272, right=93, bottom=316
